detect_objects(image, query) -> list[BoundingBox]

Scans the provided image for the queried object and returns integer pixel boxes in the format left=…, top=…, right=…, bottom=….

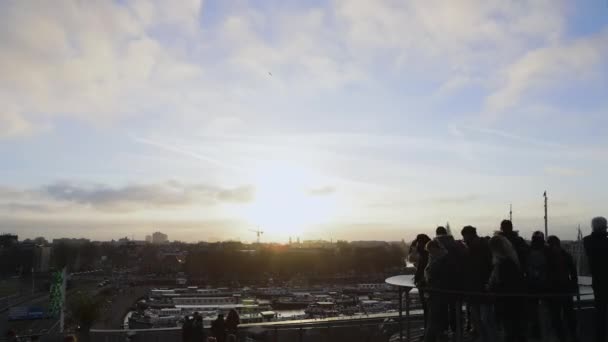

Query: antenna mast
left=543, top=191, right=548, bottom=237
left=509, top=204, right=513, bottom=222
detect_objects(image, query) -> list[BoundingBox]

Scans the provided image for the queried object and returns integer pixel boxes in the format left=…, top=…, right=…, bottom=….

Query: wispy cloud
left=486, top=28, right=608, bottom=115
left=0, top=181, right=255, bottom=213
left=307, top=186, right=336, bottom=196
left=131, top=136, right=237, bottom=171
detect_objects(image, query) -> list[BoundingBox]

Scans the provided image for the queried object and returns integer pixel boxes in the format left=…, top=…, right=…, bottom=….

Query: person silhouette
left=225, top=309, right=240, bottom=336
left=584, top=217, right=608, bottom=342
left=461, top=226, right=495, bottom=342
left=182, top=316, right=193, bottom=342
left=423, top=239, right=450, bottom=342
left=211, top=314, right=226, bottom=342
left=547, top=235, right=578, bottom=342
left=498, top=220, right=529, bottom=266
left=411, top=234, right=432, bottom=333
left=488, top=235, right=526, bottom=342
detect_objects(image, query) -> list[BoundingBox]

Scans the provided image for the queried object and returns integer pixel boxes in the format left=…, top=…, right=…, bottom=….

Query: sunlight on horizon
left=237, top=163, right=337, bottom=239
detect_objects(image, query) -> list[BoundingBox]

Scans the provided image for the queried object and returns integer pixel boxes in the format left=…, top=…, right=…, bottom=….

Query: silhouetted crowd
left=182, top=309, right=240, bottom=342
left=409, top=217, right=608, bottom=342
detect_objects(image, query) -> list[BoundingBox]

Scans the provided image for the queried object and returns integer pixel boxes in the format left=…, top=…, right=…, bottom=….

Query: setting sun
left=239, top=163, right=336, bottom=239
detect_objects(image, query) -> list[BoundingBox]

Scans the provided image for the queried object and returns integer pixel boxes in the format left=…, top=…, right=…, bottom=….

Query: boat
left=304, top=302, right=339, bottom=317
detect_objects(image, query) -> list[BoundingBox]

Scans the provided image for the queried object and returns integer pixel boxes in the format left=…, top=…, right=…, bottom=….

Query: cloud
left=430, top=194, right=479, bottom=204
left=2, top=203, right=53, bottom=213
left=0, top=181, right=256, bottom=212
left=216, top=185, right=255, bottom=203
left=0, top=110, right=40, bottom=139
left=544, top=166, right=586, bottom=177
left=0, top=0, right=206, bottom=137
left=0, top=0, right=576, bottom=138
left=308, top=186, right=336, bottom=196
left=486, top=29, right=608, bottom=114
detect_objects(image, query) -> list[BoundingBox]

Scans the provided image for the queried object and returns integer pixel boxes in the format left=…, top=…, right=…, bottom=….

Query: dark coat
left=499, top=231, right=529, bottom=265
left=436, top=235, right=468, bottom=290
left=547, top=249, right=578, bottom=293
left=191, top=319, right=204, bottom=342
left=584, top=231, right=608, bottom=294
left=488, top=258, right=525, bottom=294
left=464, top=237, right=493, bottom=292
left=211, top=317, right=226, bottom=341
left=425, top=254, right=451, bottom=292
left=526, top=245, right=551, bottom=292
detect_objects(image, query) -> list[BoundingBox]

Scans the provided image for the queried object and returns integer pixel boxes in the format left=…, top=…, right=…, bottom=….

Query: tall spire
left=543, top=191, right=548, bottom=236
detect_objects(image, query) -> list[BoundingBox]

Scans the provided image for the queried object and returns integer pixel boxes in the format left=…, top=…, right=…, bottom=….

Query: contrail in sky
left=131, top=135, right=238, bottom=171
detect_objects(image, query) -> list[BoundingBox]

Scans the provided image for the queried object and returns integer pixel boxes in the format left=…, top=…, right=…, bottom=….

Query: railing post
left=455, top=298, right=463, bottom=342
left=405, top=289, right=410, bottom=342
left=359, top=321, right=364, bottom=342
left=274, top=326, right=278, bottom=342
left=398, top=287, right=403, bottom=342
left=299, top=326, right=303, bottom=342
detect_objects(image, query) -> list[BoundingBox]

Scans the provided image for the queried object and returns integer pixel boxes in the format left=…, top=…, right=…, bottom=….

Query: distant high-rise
left=145, top=235, right=152, bottom=243
left=152, top=232, right=168, bottom=244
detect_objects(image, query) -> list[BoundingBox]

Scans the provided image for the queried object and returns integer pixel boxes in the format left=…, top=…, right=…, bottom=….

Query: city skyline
left=1, top=1, right=608, bottom=242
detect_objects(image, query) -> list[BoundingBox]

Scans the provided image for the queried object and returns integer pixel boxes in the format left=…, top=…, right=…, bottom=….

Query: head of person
left=227, top=309, right=239, bottom=320
left=500, top=220, right=513, bottom=234
left=489, top=234, right=519, bottom=266
left=461, top=225, right=478, bottom=244
left=436, top=226, right=448, bottom=236
left=592, top=216, right=608, bottom=234
left=425, top=239, right=446, bottom=258
left=415, top=234, right=431, bottom=252
left=531, top=231, right=545, bottom=249
left=547, top=235, right=561, bottom=253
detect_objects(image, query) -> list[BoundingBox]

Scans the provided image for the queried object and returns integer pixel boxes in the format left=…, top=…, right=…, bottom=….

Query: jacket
left=436, top=235, right=467, bottom=290
left=488, top=258, right=525, bottom=295
left=584, top=231, right=608, bottom=292
left=465, top=237, right=493, bottom=292
left=499, top=231, right=529, bottom=266
left=547, top=249, right=578, bottom=293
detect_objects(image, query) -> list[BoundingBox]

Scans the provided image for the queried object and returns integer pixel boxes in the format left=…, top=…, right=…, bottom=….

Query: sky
left=1, top=0, right=607, bottom=242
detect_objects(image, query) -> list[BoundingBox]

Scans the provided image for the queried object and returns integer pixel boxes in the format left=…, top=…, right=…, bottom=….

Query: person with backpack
left=488, top=234, right=527, bottom=342
left=499, top=220, right=529, bottom=266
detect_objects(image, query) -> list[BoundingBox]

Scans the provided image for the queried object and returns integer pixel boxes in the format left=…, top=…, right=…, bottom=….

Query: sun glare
left=239, top=163, right=336, bottom=239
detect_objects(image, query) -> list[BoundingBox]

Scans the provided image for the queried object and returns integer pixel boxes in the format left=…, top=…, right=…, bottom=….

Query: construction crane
left=249, top=228, right=264, bottom=244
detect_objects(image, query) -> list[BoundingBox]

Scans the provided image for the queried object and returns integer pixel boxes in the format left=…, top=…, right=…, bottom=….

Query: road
left=1, top=280, right=101, bottom=337
left=0, top=292, right=58, bottom=337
